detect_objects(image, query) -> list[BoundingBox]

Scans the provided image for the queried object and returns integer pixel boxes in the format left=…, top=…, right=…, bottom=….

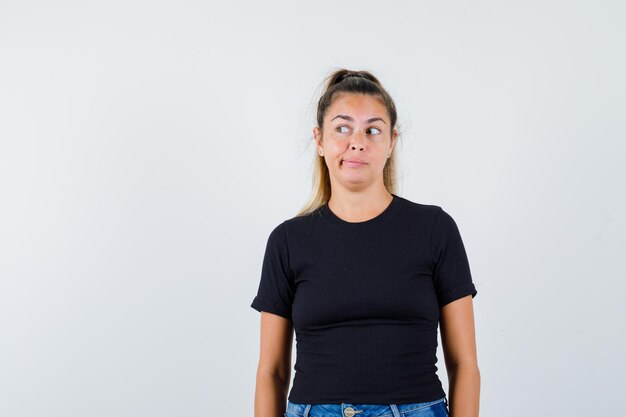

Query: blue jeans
left=285, top=396, right=449, bottom=417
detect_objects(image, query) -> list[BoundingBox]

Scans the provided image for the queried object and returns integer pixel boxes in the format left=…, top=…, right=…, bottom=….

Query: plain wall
left=0, top=1, right=624, bottom=416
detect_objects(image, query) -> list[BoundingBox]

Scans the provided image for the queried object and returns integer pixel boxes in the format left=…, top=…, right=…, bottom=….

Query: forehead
left=326, top=93, right=387, bottom=119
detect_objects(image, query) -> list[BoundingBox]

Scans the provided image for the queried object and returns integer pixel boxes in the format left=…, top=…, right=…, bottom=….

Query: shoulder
left=394, top=194, right=443, bottom=220
left=393, top=195, right=465, bottom=236
left=281, top=206, right=325, bottom=233
left=264, top=207, right=324, bottom=245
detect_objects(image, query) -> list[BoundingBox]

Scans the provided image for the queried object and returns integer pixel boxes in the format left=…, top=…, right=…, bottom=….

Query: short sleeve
left=250, top=222, right=295, bottom=320
left=430, top=207, right=478, bottom=308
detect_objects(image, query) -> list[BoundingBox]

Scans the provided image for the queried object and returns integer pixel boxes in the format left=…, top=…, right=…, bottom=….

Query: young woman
left=251, top=69, right=480, bottom=417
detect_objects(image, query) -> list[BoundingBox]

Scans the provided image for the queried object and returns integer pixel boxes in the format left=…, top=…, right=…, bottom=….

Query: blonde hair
left=296, top=68, right=401, bottom=217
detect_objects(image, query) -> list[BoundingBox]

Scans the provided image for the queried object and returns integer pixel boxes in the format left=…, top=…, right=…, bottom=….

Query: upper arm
left=431, top=207, right=478, bottom=368
left=440, top=294, right=478, bottom=369
left=430, top=208, right=477, bottom=308
left=257, top=311, right=294, bottom=382
left=251, top=222, right=296, bottom=379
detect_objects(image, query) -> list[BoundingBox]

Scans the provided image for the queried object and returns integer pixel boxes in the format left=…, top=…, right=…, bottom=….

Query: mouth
left=342, top=159, right=367, bottom=168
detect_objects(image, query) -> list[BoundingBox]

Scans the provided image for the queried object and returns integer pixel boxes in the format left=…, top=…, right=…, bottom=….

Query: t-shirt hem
left=250, top=295, right=292, bottom=320
left=288, top=387, right=446, bottom=405
left=438, top=282, right=477, bottom=308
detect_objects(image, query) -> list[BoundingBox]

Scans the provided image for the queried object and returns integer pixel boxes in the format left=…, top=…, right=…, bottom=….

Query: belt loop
left=302, top=404, right=311, bottom=417
left=389, top=404, right=402, bottom=417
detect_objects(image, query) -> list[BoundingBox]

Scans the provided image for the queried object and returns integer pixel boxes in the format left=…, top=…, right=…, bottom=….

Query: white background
left=1, top=1, right=624, bottom=416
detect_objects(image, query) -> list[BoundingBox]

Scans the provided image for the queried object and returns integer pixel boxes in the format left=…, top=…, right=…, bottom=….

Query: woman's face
left=313, top=93, right=397, bottom=192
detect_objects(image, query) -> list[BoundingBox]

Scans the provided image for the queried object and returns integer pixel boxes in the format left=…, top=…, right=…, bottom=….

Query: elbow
left=446, top=358, right=480, bottom=374
left=257, top=365, right=291, bottom=387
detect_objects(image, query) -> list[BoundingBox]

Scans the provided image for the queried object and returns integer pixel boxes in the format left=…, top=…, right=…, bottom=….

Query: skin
left=253, top=313, right=293, bottom=417
left=441, top=295, right=481, bottom=417
left=253, top=92, right=480, bottom=417
left=314, top=92, right=398, bottom=221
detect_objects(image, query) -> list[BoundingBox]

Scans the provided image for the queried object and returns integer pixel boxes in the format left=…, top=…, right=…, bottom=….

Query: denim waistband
left=286, top=396, right=447, bottom=417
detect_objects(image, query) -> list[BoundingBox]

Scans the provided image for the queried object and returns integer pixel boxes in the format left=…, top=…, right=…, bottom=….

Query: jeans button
left=344, top=407, right=356, bottom=417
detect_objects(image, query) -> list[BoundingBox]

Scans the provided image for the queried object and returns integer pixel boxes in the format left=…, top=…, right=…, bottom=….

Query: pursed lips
left=342, top=159, right=367, bottom=167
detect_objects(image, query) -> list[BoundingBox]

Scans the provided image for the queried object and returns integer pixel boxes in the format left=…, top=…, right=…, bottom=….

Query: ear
left=390, top=128, right=398, bottom=153
left=313, top=127, right=323, bottom=150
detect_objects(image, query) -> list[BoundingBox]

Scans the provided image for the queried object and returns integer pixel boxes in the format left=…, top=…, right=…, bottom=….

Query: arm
left=254, top=311, right=294, bottom=417
left=440, top=294, right=480, bottom=417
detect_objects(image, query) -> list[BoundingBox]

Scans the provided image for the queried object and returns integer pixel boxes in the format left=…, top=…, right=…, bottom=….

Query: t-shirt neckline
left=320, top=193, right=403, bottom=230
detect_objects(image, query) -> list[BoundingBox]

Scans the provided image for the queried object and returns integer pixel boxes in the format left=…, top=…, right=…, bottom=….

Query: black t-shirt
left=250, top=193, right=477, bottom=404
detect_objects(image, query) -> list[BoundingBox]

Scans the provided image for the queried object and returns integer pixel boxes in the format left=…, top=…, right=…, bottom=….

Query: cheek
left=326, top=142, right=346, bottom=155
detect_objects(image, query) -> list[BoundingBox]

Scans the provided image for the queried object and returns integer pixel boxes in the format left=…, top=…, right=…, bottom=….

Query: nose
left=350, top=132, right=365, bottom=151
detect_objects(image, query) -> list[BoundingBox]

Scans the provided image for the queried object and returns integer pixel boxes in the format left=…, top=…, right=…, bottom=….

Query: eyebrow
left=330, top=114, right=387, bottom=124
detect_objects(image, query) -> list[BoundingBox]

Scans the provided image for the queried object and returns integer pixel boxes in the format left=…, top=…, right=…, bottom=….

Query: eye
left=367, top=127, right=382, bottom=135
left=336, top=126, right=350, bottom=133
